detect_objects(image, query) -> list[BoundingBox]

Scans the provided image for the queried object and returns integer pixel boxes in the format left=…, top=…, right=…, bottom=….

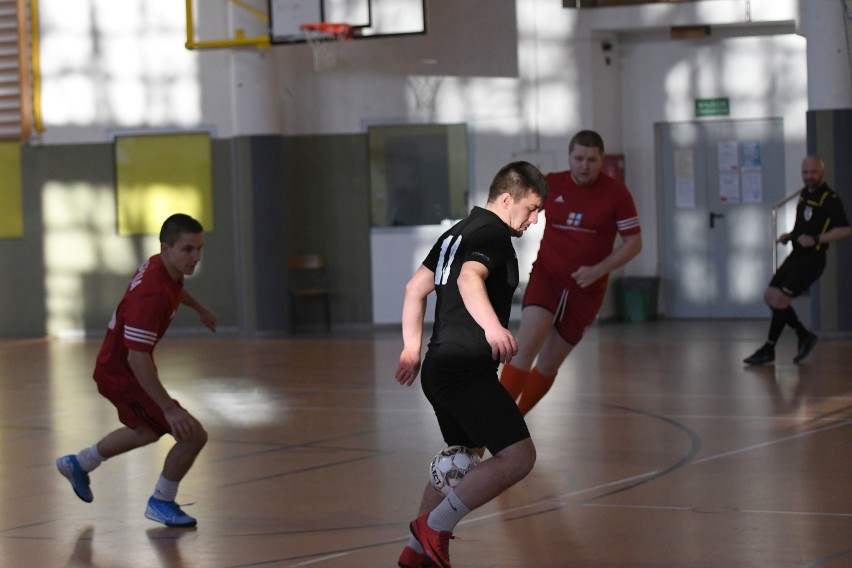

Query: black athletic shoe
left=793, top=332, right=818, bottom=363
left=744, top=343, right=775, bottom=365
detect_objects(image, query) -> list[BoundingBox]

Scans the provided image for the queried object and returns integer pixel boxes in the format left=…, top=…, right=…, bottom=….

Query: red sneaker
left=409, top=513, right=453, bottom=568
left=398, top=545, right=435, bottom=567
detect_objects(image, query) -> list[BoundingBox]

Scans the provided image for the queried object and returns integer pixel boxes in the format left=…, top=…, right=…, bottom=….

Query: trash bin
left=616, top=277, right=660, bottom=323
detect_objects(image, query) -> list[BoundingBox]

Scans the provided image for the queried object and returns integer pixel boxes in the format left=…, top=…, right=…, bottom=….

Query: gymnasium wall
left=807, top=109, right=852, bottom=334
left=0, top=135, right=372, bottom=338
left=236, top=134, right=372, bottom=333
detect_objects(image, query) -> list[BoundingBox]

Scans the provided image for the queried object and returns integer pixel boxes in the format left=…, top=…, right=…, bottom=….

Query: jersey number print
left=435, top=235, right=462, bottom=286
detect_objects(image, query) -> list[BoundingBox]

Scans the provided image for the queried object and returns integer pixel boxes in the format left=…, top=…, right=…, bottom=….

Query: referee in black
left=394, top=161, right=548, bottom=568
left=744, top=155, right=852, bottom=365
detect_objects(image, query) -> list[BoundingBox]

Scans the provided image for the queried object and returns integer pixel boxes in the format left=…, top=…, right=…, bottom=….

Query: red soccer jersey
left=535, top=170, right=641, bottom=292
left=93, top=254, right=183, bottom=389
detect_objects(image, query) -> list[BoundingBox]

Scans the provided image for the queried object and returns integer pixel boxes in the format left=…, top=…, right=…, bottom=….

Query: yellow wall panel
left=115, top=133, right=214, bottom=235
left=0, top=143, right=24, bottom=238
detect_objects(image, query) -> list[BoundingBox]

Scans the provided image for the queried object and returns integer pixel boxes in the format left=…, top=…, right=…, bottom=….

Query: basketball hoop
left=408, top=75, right=445, bottom=111
left=300, top=23, right=352, bottom=71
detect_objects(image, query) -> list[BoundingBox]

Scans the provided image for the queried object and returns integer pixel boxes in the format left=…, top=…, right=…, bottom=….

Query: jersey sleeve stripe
left=124, top=326, right=158, bottom=345
left=617, top=217, right=641, bottom=231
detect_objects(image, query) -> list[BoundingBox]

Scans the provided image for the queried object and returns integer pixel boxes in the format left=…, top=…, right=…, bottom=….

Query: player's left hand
left=395, top=348, right=422, bottom=386
left=164, top=405, right=203, bottom=442
left=571, top=265, right=603, bottom=288
left=484, top=325, right=518, bottom=364
left=198, top=307, right=218, bottom=332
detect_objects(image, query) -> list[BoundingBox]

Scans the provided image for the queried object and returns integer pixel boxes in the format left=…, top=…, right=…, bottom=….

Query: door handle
left=709, top=212, right=725, bottom=229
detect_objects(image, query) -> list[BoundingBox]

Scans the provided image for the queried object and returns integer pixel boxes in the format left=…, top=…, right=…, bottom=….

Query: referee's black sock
left=767, top=308, right=788, bottom=345
left=785, top=306, right=808, bottom=337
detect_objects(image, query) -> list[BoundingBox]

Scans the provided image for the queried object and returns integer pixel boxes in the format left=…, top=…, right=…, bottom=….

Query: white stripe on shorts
left=553, top=288, right=568, bottom=324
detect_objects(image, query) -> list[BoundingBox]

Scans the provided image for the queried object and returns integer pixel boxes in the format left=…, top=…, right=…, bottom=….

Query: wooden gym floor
left=1, top=319, right=851, bottom=567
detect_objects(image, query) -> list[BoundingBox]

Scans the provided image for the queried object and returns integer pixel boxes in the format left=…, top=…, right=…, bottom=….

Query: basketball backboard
left=269, top=0, right=426, bottom=44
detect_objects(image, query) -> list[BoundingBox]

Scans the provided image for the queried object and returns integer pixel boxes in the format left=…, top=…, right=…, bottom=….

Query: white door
left=657, top=119, right=786, bottom=318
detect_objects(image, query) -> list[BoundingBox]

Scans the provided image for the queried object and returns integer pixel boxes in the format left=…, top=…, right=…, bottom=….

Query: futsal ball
left=429, top=445, right=480, bottom=495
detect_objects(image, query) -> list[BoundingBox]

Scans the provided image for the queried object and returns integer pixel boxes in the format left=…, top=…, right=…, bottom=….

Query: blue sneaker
left=56, top=455, right=93, bottom=503
left=144, top=496, right=197, bottom=527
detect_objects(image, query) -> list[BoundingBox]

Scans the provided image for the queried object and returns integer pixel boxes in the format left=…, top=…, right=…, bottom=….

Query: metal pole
left=771, top=190, right=802, bottom=271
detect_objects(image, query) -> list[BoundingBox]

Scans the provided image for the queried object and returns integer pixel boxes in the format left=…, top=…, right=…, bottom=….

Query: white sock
left=408, top=536, right=424, bottom=554
left=76, top=444, right=106, bottom=472
left=427, top=489, right=471, bottom=533
left=152, top=475, right=179, bottom=502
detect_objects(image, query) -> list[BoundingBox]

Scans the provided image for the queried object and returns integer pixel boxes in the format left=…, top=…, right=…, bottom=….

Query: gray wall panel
left=1, top=134, right=371, bottom=338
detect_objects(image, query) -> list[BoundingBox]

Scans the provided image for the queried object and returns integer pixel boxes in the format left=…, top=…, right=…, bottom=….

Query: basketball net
left=408, top=75, right=445, bottom=111
left=300, top=23, right=351, bottom=71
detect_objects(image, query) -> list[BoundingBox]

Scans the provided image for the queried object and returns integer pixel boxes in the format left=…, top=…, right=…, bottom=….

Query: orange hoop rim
left=299, top=22, right=352, bottom=39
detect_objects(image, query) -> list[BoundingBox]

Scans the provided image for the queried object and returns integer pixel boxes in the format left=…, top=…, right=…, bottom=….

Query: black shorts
left=769, top=251, right=826, bottom=297
left=420, top=345, right=530, bottom=456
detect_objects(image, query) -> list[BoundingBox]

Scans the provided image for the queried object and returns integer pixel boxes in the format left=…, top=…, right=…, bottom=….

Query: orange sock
left=499, top=363, right=530, bottom=401
left=517, top=367, right=557, bottom=416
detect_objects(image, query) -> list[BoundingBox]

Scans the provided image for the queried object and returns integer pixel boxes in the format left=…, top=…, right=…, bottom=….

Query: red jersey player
left=500, top=130, right=642, bottom=415
left=57, top=213, right=218, bottom=527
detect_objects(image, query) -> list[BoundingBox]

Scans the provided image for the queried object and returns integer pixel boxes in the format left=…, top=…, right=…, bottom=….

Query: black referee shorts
left=769, top=250, right=826, bottom=297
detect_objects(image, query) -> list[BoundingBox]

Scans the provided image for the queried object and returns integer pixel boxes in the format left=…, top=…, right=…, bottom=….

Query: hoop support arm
left=185, top=0, right=271, bottom=50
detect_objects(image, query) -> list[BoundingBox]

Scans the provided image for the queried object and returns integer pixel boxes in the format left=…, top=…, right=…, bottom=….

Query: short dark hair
left=159, top=213, right=204, bottom=246
left=569, top=130, right=605, bottom=154
left=487, top=161, right=549, bottom=203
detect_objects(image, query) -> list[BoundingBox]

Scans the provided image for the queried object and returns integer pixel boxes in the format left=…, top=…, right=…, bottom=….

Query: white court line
left=464, top=418, right=852, bottom=525
left=284, top=471, right=665, bottom=567
left=690, top=418, right=852, bottom=465
left=585, top=503, right=852, bottom=518
left=740, top=508, right=852, bottom=518
left=288, top=418, right=852, bottom=566
left=289, top=552, right=351, bottom=566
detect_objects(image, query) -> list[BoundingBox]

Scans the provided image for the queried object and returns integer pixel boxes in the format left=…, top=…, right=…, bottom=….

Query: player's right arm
left=127, top=349, right=198, bottom=439
left=396, top=265, right=435, bottom=386
left=458, top=261, right=517, bottom=364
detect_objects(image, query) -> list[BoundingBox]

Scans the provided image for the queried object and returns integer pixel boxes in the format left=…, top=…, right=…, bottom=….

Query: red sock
left=499, top=363, right=529, bottom=401
left=517, top=367, right=557, bottom=415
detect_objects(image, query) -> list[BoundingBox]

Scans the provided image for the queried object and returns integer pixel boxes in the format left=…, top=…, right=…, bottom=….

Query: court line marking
left=284, top=416, right=852, bottom=567
left=690, top=418, right=852, bottom=465
left=584, top=503, right=852, bottom=519
left=800, top=547, right=852, bottom=568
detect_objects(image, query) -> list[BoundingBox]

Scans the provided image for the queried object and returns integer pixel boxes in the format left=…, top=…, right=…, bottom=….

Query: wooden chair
left=287, top=254, right=331, bottom=331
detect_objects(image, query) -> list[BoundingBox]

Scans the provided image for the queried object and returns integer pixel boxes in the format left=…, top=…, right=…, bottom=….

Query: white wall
left=356, top=1, right=807, bottom=323
left=267, top=1, right=583, bottom=323
left=616, top=31, right=808, bottom=278
left=31, top=0, right=812, bottom=324
left=37, top=0, right=207, bottom=143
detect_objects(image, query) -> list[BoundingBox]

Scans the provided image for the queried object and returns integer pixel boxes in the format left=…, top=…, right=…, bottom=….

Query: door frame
left=655, top=117, right=787, bottom=319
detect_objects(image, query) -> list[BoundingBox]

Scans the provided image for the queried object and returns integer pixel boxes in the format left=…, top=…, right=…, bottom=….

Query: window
left=368, top=123, right=468, bottom=227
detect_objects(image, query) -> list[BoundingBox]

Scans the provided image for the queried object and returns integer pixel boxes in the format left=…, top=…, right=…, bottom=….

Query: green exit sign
left=696, top=97, right=730, bottom=117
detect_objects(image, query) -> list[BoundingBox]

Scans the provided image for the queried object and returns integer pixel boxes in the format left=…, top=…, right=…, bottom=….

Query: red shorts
left=523, top=266, right=606, bottom=345
left=95, top=373, right=173, bottom=437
